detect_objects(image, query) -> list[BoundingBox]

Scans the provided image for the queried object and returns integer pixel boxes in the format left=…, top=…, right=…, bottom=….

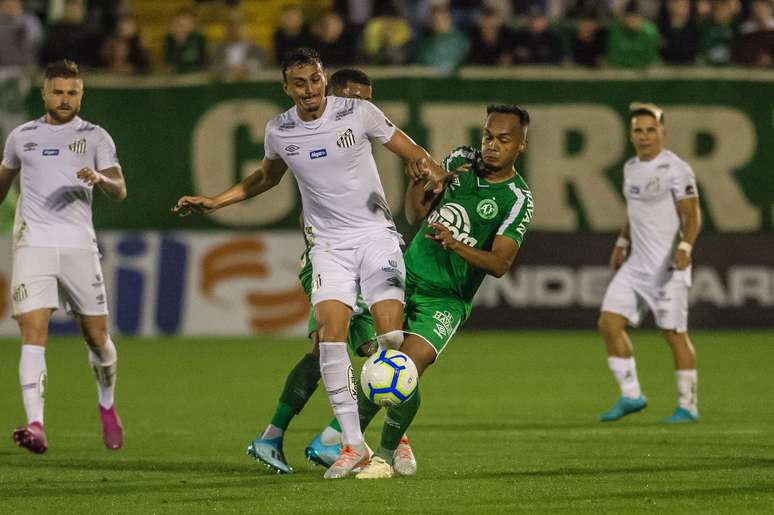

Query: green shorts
left=404, top=291, right=466, bottom=356
left=300, top=250, right=376, bottom=356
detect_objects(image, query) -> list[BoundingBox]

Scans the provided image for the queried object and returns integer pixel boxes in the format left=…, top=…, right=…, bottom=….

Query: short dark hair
left=630, top=108, right=663, bottom=123
left=487, top=104, right=530, bottom=126
left=329, top=68, right=371, bottom=90
left=44, top=59, right=81, bottom=80
left=281, top=47, right=324, bottom=82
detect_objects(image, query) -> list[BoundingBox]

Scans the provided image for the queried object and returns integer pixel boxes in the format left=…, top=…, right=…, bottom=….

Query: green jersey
left=404, top=146, right=533, bottom=317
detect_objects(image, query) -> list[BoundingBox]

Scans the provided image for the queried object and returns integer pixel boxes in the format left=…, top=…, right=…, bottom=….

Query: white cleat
left=393, top=436, right=417, bottom=476
left=356, top=455, right=394, bottom=479
left=323, top=443, right=370, bottom=479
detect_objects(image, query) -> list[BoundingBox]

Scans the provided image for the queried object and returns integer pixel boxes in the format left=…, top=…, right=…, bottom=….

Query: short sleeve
left=1, top=129, right=20, bottom=169
left=263, top=120, right=280, bottom=160
left=95, top=127, right=120, bottom=171
left=359, top=101, right=396, bottom=144
left=497, top=186, right=534, bottom=247
left=442, top=146, right=477, bottom=173
left=670, top=160, right=698, bottom=200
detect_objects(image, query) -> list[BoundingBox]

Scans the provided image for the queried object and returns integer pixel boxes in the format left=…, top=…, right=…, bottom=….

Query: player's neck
left=44, top=113, right=76, bottom=126
left=637, top=149, right=663, bottom=162
left=481, top=166, right=515, bottom=184
left=295, top=96, right=327, bottom=122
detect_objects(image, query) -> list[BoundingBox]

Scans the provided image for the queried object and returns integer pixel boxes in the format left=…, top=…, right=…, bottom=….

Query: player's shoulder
left=624, top=156, right=639, bottom=169
left=443, top=145, right=480, bottom=171
left=266, top=105, right=297, bottom=133
left=8, top=117, right=45, bottom=138
left=659, top=149, right=693, bottom=172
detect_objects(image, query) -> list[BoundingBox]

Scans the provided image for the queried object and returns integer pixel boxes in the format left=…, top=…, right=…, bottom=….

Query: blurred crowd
left=0, top=0, right=773, bottom=78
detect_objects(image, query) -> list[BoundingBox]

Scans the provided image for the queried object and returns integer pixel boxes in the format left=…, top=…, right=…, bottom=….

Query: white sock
left=676, top=369, right=698, bottom=413
left=320, top=425, right=342, bottom=446
left=608, top=356, right=642, bottom=398
left=88, top=337, right=117, bottom=409
left=261, top=424, right=284, bottom=440
left=319, top=342, right=363, bottom=447
left=19, top=344, right=47, bottom=425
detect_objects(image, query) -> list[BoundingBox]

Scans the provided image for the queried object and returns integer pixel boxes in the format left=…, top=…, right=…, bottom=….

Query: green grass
left=1, top=331, right=773, bottom=514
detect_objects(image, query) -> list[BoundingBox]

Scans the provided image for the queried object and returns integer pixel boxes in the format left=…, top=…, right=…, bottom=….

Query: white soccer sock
left=608, top=356, right=642, bottom=398
left=88, top=337, right=117, bottom=409
left=19, top=344, right=47, bottom=425
left=320, top=425, right=342, bottom=446
left=319, top=341, right=363, bottom=447
left=676, top=369, right=698, bottom=413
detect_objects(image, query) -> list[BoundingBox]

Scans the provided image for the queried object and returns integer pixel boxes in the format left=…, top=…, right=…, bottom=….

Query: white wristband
left=615, top=237, right=630, bottom=248
left=677, top=241, right=692, bottom=255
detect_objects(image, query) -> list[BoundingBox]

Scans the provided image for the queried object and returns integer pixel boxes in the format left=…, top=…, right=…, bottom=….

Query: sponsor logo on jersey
left=21, top=125, right=39, bottom=132
left=284, top=144, right=300, bottom=155
left=279, top=121, right=296, bottom=130
left=514, top=191, right=534, bottom=238
left=23, top=142, right=38, bottom=152
left=69, top=138, right=87, bottom=154
left=42, top=148, right=59, bottom=156
left=657, top=163, right=670, bottom=169
left=432, top=310, right=454, bottom=339
left=427, top=202, right=478, bottom=247
left=629, top=185, right=640, bottom=195
left=336, top=128, right=355, bottom=148
left=334, top=105, right=355, bottom=120
left=476, top=198, right=499, bottom=220
left=309, top=148, right=327, bottom=159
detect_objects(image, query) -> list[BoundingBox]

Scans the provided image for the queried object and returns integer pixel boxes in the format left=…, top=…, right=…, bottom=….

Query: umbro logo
left=336, top=128, right=355, bottom=149
left=284, top=144, right=300, bottom=155
left=23, top=142, right=38, bottom=152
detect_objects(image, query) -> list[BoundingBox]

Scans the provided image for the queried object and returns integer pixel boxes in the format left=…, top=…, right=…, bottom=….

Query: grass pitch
left=1, top=331, right=773, bottom=514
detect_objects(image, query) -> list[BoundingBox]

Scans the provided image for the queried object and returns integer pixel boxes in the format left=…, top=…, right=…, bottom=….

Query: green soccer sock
left=376, top=387, right=421, bottom=464
left=357, top=382, right=382, bottom=432
left=271, top=352, right=321, bottom=431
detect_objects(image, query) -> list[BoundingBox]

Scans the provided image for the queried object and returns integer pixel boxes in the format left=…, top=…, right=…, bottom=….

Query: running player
left=598, top=102, right=701, bottom=424
left=174, top=48, right=444, bottom=479
left=0, top=60, right=126, bottom=453
left=354, top=104, right=534, bottom=478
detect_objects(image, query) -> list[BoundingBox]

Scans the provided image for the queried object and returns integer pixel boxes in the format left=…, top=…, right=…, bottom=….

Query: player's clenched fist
left=76, top=167, right=104, bottom=186
left=172, top=195, right=217, bottom=216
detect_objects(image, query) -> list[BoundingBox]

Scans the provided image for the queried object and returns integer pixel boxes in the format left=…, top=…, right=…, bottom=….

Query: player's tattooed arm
left=173, top=157, right=287, bottom=216
left=77, top=166, right=127, bottom=201
left=427, top=223, right=518, bottom=278
left=610, top=222, right=630, bottom=270
left=674, top=196, right=701, bottom=270
left=0, top=165, right=20, bottom=204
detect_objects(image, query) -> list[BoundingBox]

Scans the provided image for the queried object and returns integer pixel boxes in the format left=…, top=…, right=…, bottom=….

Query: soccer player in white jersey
left=0, top=60, right=127, bottom=453
left=174, top=48, right=444, bottom=479
left=598, top=102, right=702, bottom=424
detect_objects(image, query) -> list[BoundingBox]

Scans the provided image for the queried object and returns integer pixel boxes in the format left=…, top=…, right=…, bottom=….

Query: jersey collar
left=292, top=96, right=333, bottom=130
left=42, top=115, right=82, bottom=132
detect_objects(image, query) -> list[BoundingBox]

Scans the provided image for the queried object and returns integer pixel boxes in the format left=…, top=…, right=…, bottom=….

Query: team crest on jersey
left=12, top=283, right=28, bottom=303
left=69, top=138, right=87, bottom=154
left=646, top=177, right=660, bottom=193
left=427, top=203, right=478, bottom=247
left=336, top=128, right=356, bottom=148
left=476, top=199, right=498, bottom=220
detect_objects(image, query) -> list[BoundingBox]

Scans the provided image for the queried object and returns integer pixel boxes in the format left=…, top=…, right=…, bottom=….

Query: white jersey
left=2, top=116, right=120, bottom=251
left=622, top=149, right=698, bottom=281
left=264, top=96, right=398, bottom=249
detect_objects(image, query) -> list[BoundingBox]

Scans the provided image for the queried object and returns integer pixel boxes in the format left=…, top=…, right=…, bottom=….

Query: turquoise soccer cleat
left=247, top=436, right=293, bottom=474
left=663, top=407, right=699, bottom=424
left=599, top=395, right=647, bottom=422
left=305, top=434, right=341, bottom=468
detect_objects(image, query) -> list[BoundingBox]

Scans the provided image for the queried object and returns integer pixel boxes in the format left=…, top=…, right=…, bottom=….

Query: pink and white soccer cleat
left=13, top=421, right=48, bottom=454
left=99, top=404, right=124, bottom=450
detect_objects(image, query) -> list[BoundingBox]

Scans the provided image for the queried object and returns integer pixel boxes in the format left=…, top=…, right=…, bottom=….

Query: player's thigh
left=11, top=247, right=61, bottom=319
left=358, top=236, right=405, bottom=308
left=652, top=277, right=689, bottom=333
left=600, top=268, right=645, bottom=328
left=57, top=248, right=109, bottom=317
left=403, top=293, right=465, bottom=368
left=309, top=247, right=358, bottom=309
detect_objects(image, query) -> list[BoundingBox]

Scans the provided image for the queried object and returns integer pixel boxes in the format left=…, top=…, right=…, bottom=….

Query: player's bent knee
left=598, top=312, right=625, bottom=336
left=376, top=330, right=404, bottom=350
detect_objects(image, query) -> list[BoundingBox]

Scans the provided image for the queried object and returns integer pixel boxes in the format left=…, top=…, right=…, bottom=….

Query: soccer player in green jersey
left=354, top=104, right=534, bottom=478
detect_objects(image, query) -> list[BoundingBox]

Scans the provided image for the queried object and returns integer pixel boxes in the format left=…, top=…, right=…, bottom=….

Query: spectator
left=0, top=0, right=43, bottom=68
left=513, top=7, right=565, bottom=64
left=734, top=0, right=774, bottom=66
left=210, top=13, right=266, bottom=79
left=273, top=5, right=316, bottom=65
left=607, top=0, right=660, bottom=68
left=699, top=0, right=740, bottom=65
left=413, top=3, right=470, bottom=73
left=658, top=0, right=700, bottom=64
left=101, top=14, right=150, bottom=74
left=39, top=0, right=100, bottom=68
left=361, top=3, right=413, bottom=64
left=163, top=8, right=207, bottom=74
left=315, top=11, right=356, bottom=66
left=571, top=8, right=607, bottom=67
left=467, top=5, right=516, bottom=65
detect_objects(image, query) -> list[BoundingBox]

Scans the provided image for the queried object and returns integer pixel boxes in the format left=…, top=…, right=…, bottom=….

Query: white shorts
left=601, top=266, right=689, bottom=332
left=309, top=235, right=405, bottom=309
left=11, top=246, right=108, bottom=317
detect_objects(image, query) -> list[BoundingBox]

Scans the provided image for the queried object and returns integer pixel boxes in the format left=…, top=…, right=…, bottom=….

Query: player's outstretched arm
left=674, top=197, right=701, bottom=270
left=404, top=162, right=469, bottom=225
left=383, top=129, right=446, bottom=192
left=77, top=166, right=127, bottom=201
left=0, top=166, right=20, bottom=205
left=427, top=223, right=518, bottom=278
left=610, top=222, right=630, bottom=270
left=173, top=157, right=287, bottom=216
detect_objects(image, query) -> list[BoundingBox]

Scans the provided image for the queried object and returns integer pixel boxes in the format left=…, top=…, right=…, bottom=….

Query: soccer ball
left=361, top=349, right=418, bottom=407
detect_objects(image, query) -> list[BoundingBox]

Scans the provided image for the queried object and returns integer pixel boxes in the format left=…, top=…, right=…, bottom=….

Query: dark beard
left=47, top=107, right=77, bottom=124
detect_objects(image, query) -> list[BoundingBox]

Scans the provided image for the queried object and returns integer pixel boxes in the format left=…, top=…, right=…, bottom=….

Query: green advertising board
left=22, top=68, right=774, bottom=233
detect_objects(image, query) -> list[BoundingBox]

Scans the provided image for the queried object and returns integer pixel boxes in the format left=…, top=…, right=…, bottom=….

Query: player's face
left=480, top=112, right=527, bottom=173
left=630, top=114, right=664, bottom=161
left=283, top=63, right=327, bottom=117
left=331, top=81, right=372, bottom=101
left=42, top=77, right=83, bottom=124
